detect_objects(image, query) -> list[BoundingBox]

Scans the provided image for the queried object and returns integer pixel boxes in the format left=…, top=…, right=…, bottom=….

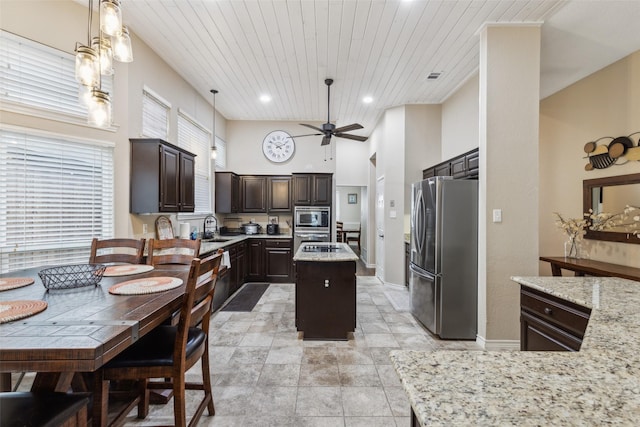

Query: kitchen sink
left=202, top=237, right=231, bottom=243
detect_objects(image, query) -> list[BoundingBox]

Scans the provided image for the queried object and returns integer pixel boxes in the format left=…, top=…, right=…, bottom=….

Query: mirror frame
left=583, top=172, right=640, bottom=244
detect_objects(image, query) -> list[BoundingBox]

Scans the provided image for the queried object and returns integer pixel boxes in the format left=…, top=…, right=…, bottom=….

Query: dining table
left=0, top=263, right=191, bottom=423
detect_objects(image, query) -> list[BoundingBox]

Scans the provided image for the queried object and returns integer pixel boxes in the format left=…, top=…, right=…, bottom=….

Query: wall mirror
left=583, top=173, right=640, bottom=244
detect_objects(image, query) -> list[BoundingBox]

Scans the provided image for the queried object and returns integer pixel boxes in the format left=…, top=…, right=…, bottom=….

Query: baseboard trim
left=476, top=336, right=520, bottom=351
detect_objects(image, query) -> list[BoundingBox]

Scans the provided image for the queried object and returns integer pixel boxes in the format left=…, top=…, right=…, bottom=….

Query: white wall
left=336, top=139, right=369, bottom=186
left=336, top=186, right=362, bottom=225
left=539, top=50, right=640, bottom=268
left=441, top=74, right=480, bottom=159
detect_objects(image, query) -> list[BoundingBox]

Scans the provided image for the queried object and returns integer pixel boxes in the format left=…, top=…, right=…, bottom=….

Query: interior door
left=375, top=176, right=385, bottom=282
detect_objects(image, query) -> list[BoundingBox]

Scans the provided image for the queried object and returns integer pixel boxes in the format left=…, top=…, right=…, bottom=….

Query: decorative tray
left=38, top=264, right=106, bottom=290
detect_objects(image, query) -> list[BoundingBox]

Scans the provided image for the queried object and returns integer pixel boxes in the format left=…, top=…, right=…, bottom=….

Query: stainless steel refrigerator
left=409, top=176, right=478, bottom=339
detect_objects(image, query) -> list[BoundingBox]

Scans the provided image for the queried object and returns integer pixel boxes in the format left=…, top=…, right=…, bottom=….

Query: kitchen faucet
left=203, top=214, right=218, bottom=239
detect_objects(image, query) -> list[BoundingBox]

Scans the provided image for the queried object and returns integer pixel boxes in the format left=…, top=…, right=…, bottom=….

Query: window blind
left=214, top=135, right=227, bottom=170
left=0, top=127, right=114, bottom=273
left=177, top=110, right=211, bottom=214
left=142, top=88, right=169, bottom=139
left=0, top=30, right=112, bottom=121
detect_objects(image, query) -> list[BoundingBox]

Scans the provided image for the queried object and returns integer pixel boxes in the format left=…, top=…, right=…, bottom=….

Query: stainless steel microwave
left=294, top=206, right=330, bottom=229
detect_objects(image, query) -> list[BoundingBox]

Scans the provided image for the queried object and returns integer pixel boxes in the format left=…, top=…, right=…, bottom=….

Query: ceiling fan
left=292, top=78, right=368, bottom=146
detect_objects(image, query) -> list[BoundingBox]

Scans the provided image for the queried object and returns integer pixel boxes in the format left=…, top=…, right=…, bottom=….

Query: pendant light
left=75, top=1, right=99, bottom=87
left=112, top=26, right=133, bottom=63
left=92, top=36, right=113, bottom=76
left=100, top=0, right=122, bottom=37
left=88, top=89, right=112, bottom=127
left=210, top=89, right=218, bottom=160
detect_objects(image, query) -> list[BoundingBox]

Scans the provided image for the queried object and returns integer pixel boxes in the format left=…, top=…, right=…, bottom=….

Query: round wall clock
left=262, top=130, right=295, bottom=163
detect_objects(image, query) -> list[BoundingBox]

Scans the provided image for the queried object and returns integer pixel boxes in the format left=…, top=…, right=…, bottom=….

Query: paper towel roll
left=179, top=223, right=190, bottom=239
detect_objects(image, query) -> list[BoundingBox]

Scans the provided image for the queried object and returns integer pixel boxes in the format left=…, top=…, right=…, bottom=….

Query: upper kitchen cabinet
left=215, top=172, right=240, bottom=214
left=130, top=139, right=195, bottom=214
left=422, top=148, right=479, bottom=180
left=241, top=175, right=268, bottom=213
left=292, top=173, right=333, bottom=206
left=268, top=176, right=292, bottom=213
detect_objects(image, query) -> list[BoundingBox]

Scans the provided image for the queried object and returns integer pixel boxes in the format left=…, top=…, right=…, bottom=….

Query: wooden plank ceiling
left=121, top=0, right=640, bottom=137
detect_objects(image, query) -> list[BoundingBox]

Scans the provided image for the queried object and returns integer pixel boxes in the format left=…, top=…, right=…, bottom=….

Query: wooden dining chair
left=0, top=391, right=90, bottom=427
left=146, top=238, right=201, bottom=266
left=89, top=238, right=146, bottom=265
left=336, top=221, right=344, bottom=242
left=93, top=251, right=224, bottom=427
left=345, top=225, right=361, bottom=251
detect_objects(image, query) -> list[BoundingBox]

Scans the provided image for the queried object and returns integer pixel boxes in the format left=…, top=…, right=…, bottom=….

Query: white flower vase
left=564, top=236, right=580, bottom=259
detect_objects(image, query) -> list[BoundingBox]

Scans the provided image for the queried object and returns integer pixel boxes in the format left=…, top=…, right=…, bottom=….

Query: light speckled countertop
left=391, top=276, right=640, bottom=426
left=293, top=242, right=359, bottom=262
left=199, top=233, right=291, bottom=256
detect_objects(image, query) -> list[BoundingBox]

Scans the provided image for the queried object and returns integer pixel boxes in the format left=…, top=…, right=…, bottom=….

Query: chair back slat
left=146, top=238, right=201, bottom=266
left=89, top=238, right=146, bottom=264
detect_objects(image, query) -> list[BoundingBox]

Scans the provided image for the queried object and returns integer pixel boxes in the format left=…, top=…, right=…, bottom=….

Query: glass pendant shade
left=75, top=45, right=100, bottom=87
left=112, top=26, right=133, bottom=62
left=92, top=36, right=114, bottom=75
left=100, top=0, right=122, bottom=37
left=88, top=89, right=112, bottom=128
left=210, top=146, right=218, bottom=159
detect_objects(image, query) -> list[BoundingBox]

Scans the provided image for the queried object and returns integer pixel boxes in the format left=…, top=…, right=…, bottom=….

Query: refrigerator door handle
left=413, top=188, right=425, bottom=255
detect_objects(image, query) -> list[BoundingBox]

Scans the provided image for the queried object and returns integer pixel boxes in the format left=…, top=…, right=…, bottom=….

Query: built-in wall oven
left=293, top=206, right=330, bottom=253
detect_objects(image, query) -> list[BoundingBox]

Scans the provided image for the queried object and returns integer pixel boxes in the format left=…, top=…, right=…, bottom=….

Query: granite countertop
left=293, top=242, right=359, bottom=262
left=391, top=276, right=640, bottom=426
left=199, top=233, right=291, bottom=255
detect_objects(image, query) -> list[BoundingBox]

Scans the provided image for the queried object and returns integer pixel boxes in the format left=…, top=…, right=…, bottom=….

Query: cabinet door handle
left=544, top=307, right=553, bottom=315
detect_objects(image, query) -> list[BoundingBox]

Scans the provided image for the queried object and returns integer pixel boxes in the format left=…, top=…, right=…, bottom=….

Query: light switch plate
left=492, top=209, right=502, bottom=223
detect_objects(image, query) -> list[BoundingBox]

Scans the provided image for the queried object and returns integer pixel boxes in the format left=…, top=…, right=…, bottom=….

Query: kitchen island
left=391, top=276, right=640, bottom=426
left=293, top=242, right=359, bottom=340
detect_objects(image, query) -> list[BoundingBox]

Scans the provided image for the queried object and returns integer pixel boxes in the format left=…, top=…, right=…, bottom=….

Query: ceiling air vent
left=427, top=72, right=441, bottom=80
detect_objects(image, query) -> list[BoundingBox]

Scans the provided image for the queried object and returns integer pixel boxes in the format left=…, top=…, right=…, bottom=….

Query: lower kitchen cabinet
left=265, top=239, right=292, bottom=282
left=247, top=239, right=265, bottom=281
left=520, top=285, right=591, bottom=351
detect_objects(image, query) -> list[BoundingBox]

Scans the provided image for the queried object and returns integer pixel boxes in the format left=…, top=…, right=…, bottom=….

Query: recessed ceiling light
left=362, top=96, right=373, bottom=104
left=259, top=94, right=272, bottom=103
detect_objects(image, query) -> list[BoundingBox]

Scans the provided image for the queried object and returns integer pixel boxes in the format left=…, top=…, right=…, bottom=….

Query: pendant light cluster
left=74, top=0, right=133, bottom=128
left=210, top=89, right=218, bottom=160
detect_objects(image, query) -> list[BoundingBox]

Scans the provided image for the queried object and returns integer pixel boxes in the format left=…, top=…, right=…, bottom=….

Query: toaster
left=266, top=224, right=279, bottom=235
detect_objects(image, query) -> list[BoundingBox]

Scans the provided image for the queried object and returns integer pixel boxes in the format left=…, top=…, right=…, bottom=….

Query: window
left=0, top=126, right=114, bottom=274
left=214, top=135, right=227, bottom=169
left=177, top=110, right=211, bottom=214
left=0, top=30, right=112, bottom=124
left=142, top=87, right=170, bottom=139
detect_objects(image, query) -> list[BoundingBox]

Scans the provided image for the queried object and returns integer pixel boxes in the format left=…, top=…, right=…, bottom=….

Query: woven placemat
left=109, top=277, right=183, bottom=295
left=103, top=264, right=154, bottom=277
left=0, top=300, right=48, bottom=324
left=0, top=278, right=35, bottom=292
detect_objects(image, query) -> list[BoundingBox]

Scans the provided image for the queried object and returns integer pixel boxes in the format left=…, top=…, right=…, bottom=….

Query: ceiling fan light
left=88, top=89, right=112, bottom=128
left=113, top=26, right=133, bottom=62
left=100, top=0, right=122, bottom=37
left=75, top=45, right=100, bottom=87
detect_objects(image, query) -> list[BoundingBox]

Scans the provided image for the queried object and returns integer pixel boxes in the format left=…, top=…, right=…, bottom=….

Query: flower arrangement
left=585, top=205, right=640, bottom=237
left=553, top=212, right=587, bottom=241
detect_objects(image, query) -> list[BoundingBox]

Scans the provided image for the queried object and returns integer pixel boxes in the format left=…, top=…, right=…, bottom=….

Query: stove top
left=301, top=244, right=343, bottom=252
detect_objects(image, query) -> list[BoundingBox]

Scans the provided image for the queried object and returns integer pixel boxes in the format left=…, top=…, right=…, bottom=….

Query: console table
left=539, top=256, right=640, bottom=282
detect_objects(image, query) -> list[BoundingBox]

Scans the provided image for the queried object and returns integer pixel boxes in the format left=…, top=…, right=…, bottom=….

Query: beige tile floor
left=16, top=276, right=481, bottom=426
left=138, top=276, right=481, bottom=426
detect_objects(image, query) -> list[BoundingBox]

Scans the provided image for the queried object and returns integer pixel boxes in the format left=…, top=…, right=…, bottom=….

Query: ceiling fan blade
left=321, top=136, right=332, bottom=146
left=334, top=133, right=368, bottom=142
left=299, top=123, right=324, bottom=133
left=288, top=133, right=322, bottom=138
left=334, top=123, right=363, bottom=133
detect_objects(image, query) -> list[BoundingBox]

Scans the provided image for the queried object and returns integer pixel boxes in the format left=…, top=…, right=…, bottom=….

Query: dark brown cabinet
left=226, top=241, right=248, bottom=296
left=247, top=239, right=265, bottom=281
left=241, top=176, right=267, bottom=213
left=215, top=172, right=240, bottom=213
left=520, top=285, right=591, bottom=351
left=268, top=176, right=292, bottom=212
left=405, top=241, right=410, bottom=287
left=422, top=148, right=479, bottom=180
left=295, top=260, right=356, bottom=339
left=292, top=173, right=332, bottom=205
left=264, top=240, right=292, bottom=282
left=130, top=138, right=195, bottom=213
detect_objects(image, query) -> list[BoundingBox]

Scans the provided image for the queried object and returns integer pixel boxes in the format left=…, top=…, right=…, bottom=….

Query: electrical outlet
left=142, top=224, right=148, bottom=234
